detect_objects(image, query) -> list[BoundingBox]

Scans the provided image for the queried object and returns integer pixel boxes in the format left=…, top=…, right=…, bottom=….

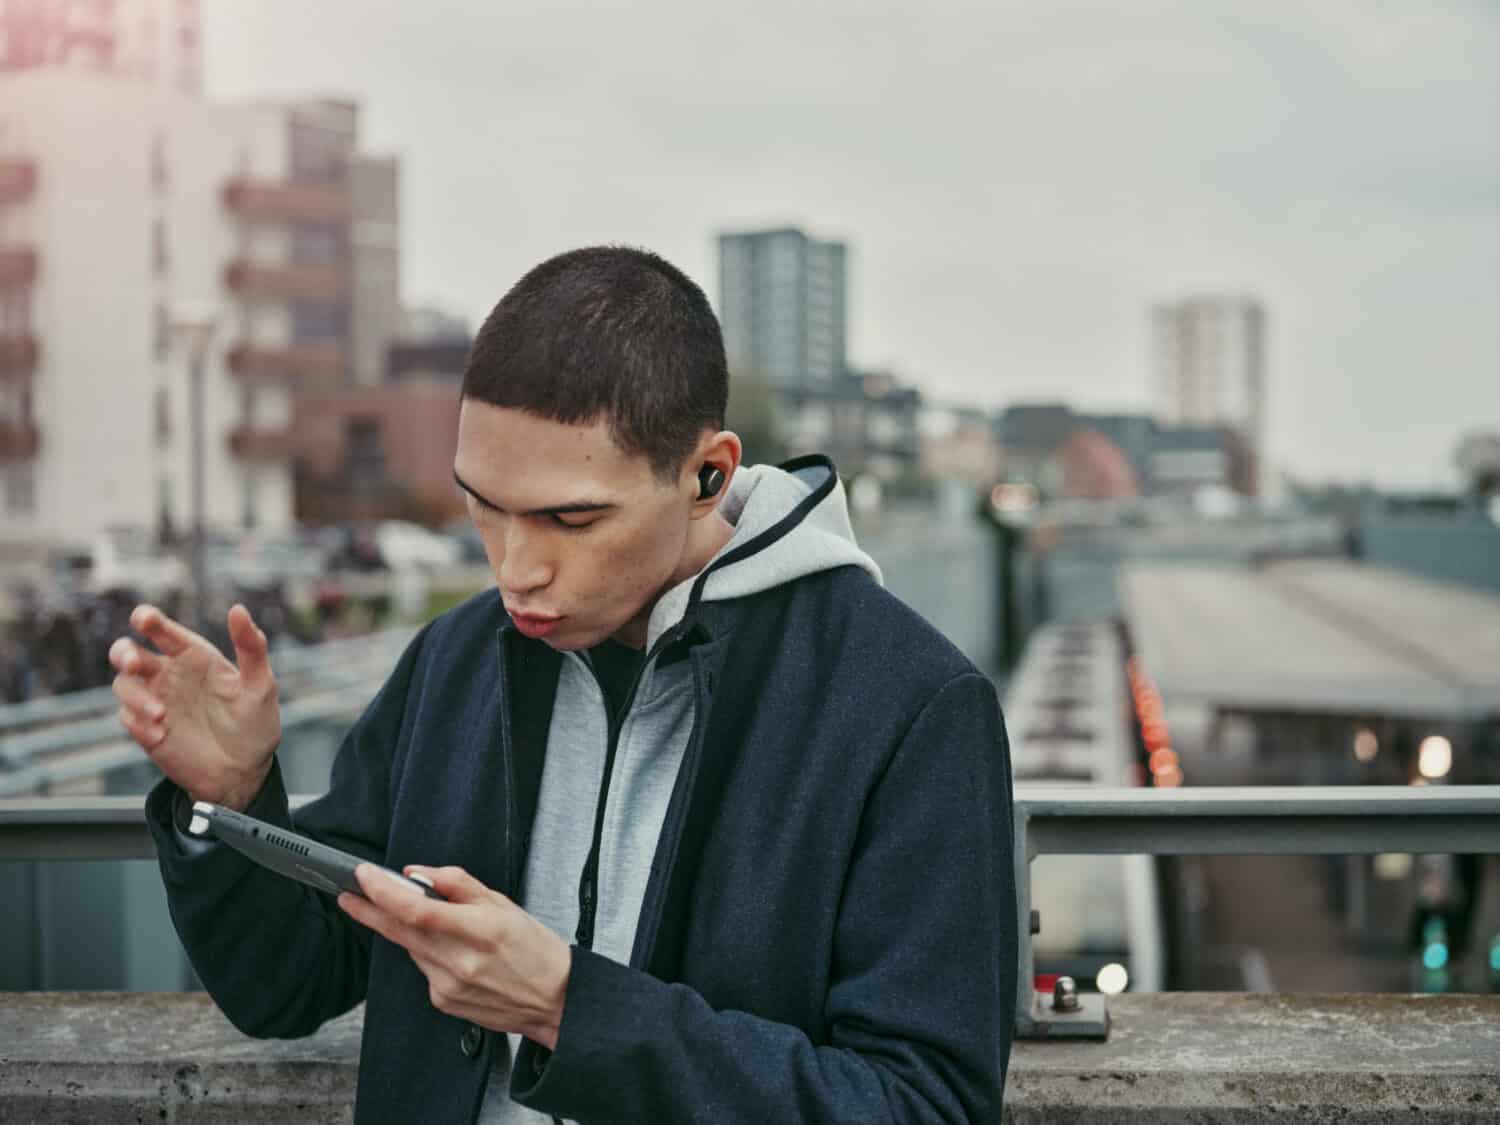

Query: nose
left=497, top=519, right=553, bottom=595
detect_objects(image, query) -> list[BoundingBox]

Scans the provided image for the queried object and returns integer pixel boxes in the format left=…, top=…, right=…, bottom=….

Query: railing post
left=1014, top=800, right=1110, bottom=1040
left=1013, top=802, right=1033, bottom=1036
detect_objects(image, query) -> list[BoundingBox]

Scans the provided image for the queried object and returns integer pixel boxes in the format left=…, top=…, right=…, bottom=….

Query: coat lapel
left=497, top=625, right=562, bottom=899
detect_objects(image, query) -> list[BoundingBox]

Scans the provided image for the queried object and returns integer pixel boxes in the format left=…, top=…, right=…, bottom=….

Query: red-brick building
left=292, top=375, right=464, bottom=527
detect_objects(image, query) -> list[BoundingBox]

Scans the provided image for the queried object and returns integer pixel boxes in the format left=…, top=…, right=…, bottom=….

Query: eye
left=550, top=513, right=597, bottom=531
left=466, top=496, right=505, bottom=523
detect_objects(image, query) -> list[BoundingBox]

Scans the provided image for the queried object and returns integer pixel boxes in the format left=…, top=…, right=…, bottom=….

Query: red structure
left=1057, top=429, right=1140, bottom=500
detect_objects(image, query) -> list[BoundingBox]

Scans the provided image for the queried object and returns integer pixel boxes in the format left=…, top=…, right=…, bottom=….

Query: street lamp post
left=169, top=305, right=218, bottom=634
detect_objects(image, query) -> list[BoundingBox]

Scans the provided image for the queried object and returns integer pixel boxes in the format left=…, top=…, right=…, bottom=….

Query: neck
left=613, top=512, right=736, bottom=649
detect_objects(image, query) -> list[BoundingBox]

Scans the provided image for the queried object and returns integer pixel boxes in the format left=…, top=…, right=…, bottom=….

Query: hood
left=643, top=456, right=881, bottom=648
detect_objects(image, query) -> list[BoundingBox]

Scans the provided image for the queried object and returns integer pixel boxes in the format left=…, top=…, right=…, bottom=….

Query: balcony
left=0, top=247, right=38, bottom=288
left=222, top=179, right=348, bottom=224
left=0, top=334, right=38, bottom=379
left=0, top=158, right=36, bottom=206
left=0, top=420, right=39, bottom=461
left=224, top=260, right=343, bottom=301
left=227, top=426, right=299, bottom=460
left=227, top=343, right=343, bottom=383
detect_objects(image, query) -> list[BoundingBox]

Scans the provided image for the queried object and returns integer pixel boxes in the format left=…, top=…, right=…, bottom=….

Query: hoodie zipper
left=573, top=622, right=688, bottom=950
left=571, top=460, right=839, bottom=950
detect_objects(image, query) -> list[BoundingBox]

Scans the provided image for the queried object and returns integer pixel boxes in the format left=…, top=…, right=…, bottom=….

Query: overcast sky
left=204, top=0, right=1498, bottom=488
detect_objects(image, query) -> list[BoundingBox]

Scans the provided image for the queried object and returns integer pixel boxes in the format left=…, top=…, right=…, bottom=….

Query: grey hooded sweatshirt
left=483, top=462, right=880, bottom=1124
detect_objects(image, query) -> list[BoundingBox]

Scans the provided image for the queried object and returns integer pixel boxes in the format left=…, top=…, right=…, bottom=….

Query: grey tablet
left=189, top=801, right=443, bottom=901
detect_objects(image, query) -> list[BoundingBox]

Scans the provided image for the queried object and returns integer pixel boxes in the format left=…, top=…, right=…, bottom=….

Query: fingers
left=405, top=865, right=495, bottom=906
left=109, top=637, right=164, bottom=679
left=113, top=661, right=167, bottom=750
left=338, top=881, right=444, bottom=961
left=356, top=863, right=442, bottom=921
left=128, top=604, right=200, bottom=658
left=117, top=705, right=165, bottom=751
left=113, top=672, right=165, bottom=722
left=227, top=604, right=274, bottom=692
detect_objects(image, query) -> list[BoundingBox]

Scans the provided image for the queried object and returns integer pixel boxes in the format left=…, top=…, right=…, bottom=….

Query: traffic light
left=1421, top=917, right=1449, bottom=972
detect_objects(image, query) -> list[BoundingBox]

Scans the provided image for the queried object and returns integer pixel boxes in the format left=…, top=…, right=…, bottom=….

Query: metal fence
left=1013, top=785, right=1500, bottom=1038
left=5, top=784, right=1498, bottom=1038
left=0, top=628, right=416, bottom=798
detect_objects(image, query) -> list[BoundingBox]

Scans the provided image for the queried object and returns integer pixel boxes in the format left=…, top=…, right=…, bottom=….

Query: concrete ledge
left=1008, top=993, right=1500, bottom=1123
left=0, top=992, right=360, bottom=1124
left=2, top=992, right=1499, bottom=1122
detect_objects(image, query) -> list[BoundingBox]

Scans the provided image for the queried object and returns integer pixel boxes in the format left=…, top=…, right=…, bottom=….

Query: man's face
left=453, top=400, right=697, bottom=651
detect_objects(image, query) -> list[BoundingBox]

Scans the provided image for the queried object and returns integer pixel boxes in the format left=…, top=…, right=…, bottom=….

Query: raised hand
left=110, top=603, right=282, bottom=811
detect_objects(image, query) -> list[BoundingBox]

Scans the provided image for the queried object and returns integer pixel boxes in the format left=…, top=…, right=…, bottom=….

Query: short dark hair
left=461, top=245, right=729, bottom=479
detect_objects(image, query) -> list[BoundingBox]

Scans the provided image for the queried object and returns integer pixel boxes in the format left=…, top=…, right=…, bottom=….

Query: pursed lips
left=505, top=604, right=561, bottom=622
left=506, top=607, right=564, bottom=637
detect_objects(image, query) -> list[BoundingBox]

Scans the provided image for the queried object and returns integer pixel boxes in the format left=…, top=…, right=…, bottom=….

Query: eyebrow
left=452, top=469, right=617, bottom=517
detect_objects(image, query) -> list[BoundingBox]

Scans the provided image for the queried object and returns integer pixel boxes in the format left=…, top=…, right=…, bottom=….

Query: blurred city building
left=995, top=403, right=1078, bottom=493
left=290, top=305, right=471, bottom=527
left=718, top=226, right=932, bottom=481
left=1456, top=430, right=1500, bottom=498
left=399, top=303, right=469, bottom=345
left=0, top=0, right=203, bottom=93
left=718, top=225, right=847, bottom=388
left=995, top=403, right=1255, bottom=501
left=919, top=406, right=1004, bottom=489
left=1151, top=294, right=1266, bottom=495
left=291, top=379, right=463, bottom=529
left=776, top=370, right=921, bottom=480
left=0, top=2, right=401, bottom=555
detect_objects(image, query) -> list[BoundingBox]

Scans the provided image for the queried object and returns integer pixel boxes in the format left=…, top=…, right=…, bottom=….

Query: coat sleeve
left=144, top=622, right=433, bottom=1039
left=511, top=671, right=1018, bottom=1124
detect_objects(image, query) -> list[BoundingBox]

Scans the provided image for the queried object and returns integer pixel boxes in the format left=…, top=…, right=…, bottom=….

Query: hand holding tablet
left=189, top=801, right=444, bottom=900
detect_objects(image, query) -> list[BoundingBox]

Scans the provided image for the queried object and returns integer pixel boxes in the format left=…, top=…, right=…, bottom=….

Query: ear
left=687, top=430, right=743, bottom=519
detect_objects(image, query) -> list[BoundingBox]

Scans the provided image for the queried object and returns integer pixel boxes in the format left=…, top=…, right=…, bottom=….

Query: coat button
left=459, top=1024, right=484, bottom=1057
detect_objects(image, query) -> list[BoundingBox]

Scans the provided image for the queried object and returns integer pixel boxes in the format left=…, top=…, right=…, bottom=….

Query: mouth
left=508, top=609, right=563, bottom=639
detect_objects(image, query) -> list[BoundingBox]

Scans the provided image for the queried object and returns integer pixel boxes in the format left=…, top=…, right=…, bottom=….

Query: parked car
left=373, top=520, right=462, bottom=572
left=442, top=518, right=489, bottom=564
left=50, top=527, right=188, bottom=600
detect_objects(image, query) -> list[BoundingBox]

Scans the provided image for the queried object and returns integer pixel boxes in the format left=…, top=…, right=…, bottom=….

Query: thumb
left=406, top=865, right=494, bottom=905
left=227, top=604, right=274, bottom=689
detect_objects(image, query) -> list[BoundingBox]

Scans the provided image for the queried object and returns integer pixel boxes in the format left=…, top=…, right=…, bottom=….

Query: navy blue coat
left=147, top=563, right=1017, bottom=1124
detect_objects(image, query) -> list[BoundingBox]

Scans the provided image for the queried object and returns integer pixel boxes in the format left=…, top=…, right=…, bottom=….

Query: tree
left=1455, top=431, right=1500, bottom=496
left=726, top=368, right=787, bottom=468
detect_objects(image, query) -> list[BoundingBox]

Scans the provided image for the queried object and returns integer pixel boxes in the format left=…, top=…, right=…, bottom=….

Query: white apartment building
left=718, top=227, right=847, bottom=387
left=1151, top=295, right=1266, bottom=487
left=0, top=3, right=399, bottom=554
left=1151, top=295, right=1265, bottom=436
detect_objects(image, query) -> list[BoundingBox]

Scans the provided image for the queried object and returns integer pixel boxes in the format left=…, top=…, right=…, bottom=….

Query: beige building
left=920, top=407, right=1004, bottom=488
left=0, top=1, right=400, bottom=552
left=1151, top=295, right=1266, bottom=492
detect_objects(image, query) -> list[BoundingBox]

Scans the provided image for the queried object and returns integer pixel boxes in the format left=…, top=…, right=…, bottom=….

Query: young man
left=111, top=246, right=1017, bottom=1124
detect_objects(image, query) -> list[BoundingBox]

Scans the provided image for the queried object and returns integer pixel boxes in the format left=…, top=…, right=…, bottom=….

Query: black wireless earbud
left=697, top=465, right=725, bottom=500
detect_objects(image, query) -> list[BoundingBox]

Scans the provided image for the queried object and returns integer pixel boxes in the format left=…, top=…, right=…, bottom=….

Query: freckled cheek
left=582, top=534, right=674, bottom=607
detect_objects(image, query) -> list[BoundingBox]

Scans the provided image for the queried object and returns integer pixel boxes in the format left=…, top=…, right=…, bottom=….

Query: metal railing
left=1014, top=785, right=1500, bottom=1038
left=3, top=785, right=1498, bottom=1040
left=0, top=629, right=417, bottom=796
left=0, top=627, right=417, bottom=736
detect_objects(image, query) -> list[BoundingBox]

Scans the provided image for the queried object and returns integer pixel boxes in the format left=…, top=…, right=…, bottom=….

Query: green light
left=1423, top=943, right=1449, bottom=972
left=1489, top=939, right=1500, bottom=973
